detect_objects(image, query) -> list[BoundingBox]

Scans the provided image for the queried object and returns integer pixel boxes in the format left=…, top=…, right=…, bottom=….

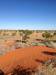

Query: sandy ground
left=0, top=46, right=56, bottom=74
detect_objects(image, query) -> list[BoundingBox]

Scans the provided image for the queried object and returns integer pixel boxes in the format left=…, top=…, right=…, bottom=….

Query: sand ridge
left=0, top=46, right=56, bottom=74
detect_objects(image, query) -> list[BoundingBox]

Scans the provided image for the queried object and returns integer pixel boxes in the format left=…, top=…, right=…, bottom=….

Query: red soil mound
left=0, top=46, right=56, bottom=74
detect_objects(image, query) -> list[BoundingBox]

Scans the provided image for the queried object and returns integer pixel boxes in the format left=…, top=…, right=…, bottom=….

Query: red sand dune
left=0, top=46, right=56, bottom=74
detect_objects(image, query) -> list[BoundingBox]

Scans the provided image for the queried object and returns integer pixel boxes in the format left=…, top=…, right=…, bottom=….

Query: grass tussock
left=33, top=59, right=56, bottom=75
left=4, top=59, right=56, bottom=75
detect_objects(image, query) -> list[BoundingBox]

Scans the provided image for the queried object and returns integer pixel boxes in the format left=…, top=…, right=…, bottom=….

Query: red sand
left=0, top=46, right=56, bottom=74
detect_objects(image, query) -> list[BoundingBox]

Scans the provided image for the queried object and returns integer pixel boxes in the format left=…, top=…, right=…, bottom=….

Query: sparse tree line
left=0, top=30, right=56, bottom=41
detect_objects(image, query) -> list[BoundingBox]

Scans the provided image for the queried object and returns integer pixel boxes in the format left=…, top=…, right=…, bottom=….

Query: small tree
left=53, top=31, right=56, bottom=35
left=19, top=30, right=33, bottom=41
left=42, top=31, right=51, bottom=39
left=22, top=30, right=33, bottom=41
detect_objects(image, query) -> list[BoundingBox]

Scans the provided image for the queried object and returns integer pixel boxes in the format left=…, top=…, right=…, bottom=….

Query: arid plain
left=0, top=30, right=56, bottom=75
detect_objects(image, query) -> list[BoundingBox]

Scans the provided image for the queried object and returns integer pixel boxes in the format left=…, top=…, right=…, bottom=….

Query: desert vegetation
left=0, top=30, right=56, bottom=75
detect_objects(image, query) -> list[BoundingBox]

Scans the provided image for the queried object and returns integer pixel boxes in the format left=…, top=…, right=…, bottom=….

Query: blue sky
left=0, top=0, right=56, bottom=30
